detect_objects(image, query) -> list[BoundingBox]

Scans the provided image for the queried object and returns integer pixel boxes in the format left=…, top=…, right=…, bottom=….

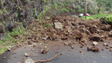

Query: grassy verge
left=82, top=13, right=112, bottom=20
left=0, top=24, right=24, bottom=54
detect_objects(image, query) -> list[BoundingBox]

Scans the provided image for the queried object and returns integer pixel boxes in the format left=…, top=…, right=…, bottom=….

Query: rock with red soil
left=48, top=32, right=57, bottom=40
left=90, top=46, right=99, bottom=52
left=41, top=46, right=48, bottom=54
left=74, top=30, right=83, bottom=40
left=108, top=31, right=112, bottom=37
left=80, top=37, right=86, bottom=42
left=89, top=34, right=101, bottom=41
left=100, top=24, right=111, bottom=31
left=89, top=25, right=97, bottom=34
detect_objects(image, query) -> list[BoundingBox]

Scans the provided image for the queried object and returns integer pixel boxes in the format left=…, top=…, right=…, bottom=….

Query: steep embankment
left=0, top=0, right=98, bottom=54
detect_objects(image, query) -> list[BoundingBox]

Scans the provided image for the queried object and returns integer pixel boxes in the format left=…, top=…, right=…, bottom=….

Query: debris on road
left=103, top=43, right=108, bottom=46
left=22, top=54, right=62, bottom=63
left=93, top=41, right=98, bottom=46
left=87, top=46, right=99, bottom=52
left=41, top=46, right=48, bottom=54
left=90, top=46, right=99, bottom=52
left=25, top=53, right=30, bottom=57
left=2, top=56, right=6, bottom=59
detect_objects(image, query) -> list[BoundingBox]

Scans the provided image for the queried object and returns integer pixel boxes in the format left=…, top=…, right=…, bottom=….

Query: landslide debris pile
left=25, top=15, right=112, bottom=48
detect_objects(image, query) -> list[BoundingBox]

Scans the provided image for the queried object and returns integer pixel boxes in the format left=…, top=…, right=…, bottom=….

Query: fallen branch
left=35, top=53, right=62, bottom=63
left=22, top=53, right=62, bottom=63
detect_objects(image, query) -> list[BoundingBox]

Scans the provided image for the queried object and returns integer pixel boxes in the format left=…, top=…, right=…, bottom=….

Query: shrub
left=60, top=8, right=69, bottom=13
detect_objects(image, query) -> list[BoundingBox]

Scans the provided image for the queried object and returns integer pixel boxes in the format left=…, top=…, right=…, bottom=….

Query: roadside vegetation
left=82, top=13, right=112, bottom=20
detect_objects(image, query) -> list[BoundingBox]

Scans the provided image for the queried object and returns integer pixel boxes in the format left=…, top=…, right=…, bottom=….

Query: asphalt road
left=0, top=40, right=112, bottom=63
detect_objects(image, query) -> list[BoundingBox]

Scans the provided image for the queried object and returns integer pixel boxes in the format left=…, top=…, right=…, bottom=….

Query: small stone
left=80, top=45, right=83, bottom=48
left=106, top=46, right=109, bottom=49
left=109, top=45, right=112, bottom=48
left=109, top=49, right=112, bottom=51
left=71, top=46, right=74, bottom=49
left=64, top=42, right=68, bottom=46
left=90, top=46, right=99, bottom=52
left=41, top=46, right=48, bottom=54
left=103, top=43, right=108, bottom=46
left=79, top=50, right=82, bottom=53
left=87, top=47, right=90, bottom=51
left=28, top=41, right=32, bottom=45
left=25, top=53, right=30, bottom=57
left=68, top=42, right=72, bottom=47
left=6, top=48, right=11, bottom=52
left=93, top=41, right=98, bottom=46
left=3, top=56, right=6, bottom=59
left=101, top=49, right=104, bottom=51
left=24, top=57, right=35, bottom=63
left=33, top=43, right=36, bottom=47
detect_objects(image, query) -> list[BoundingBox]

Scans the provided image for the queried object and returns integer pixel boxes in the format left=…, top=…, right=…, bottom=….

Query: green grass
left=0, top=47, right=7, bottom=54
left=82, top=13, right=112, bottom=20
left=60, top=8, right=69, bottom=13
left=0, top=10, right=3, bottom=15
left=0, top=26, right=23, bottom=54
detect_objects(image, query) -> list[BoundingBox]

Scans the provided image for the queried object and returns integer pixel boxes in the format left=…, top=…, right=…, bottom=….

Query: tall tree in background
left=85, top=0, right=87, bottom=19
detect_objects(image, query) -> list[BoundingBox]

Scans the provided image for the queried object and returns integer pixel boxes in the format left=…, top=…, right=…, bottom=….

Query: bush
left=60, top=8, right=69, bottom=13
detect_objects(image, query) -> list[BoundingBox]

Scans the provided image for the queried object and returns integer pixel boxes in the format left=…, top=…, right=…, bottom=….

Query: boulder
left=89, top=25, right=97, bottom=34
left=90, top=46, right=99, bottom=52
left=5, top=21, right=14, bottom=32
left=54, top=22, right=63, bottom=31
left=89, top=34, right=101, bottom=41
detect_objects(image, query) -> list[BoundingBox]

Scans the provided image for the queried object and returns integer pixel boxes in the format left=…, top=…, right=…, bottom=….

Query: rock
left=89, top=25, right=97, bottom=34
left=41, top=46, right=48, bottom=54
left=109, top=49, right=112, bottom=51
left=97, top=30, right=104, bottom=34
left=0, top=25, right=4, bottom=33
left=54, top=22, right=63, bottom=31
left=71, top=46, right=74, bottom=49
left=28, top=41, right=32, bottom=45
left=5, top=21, right=14, bottom=32
left=68, top=42, right=72, bottom=47
left=24, top=57, right=35, bottom=63
left=89, top=34, right=101, bottom=41
left=33, top=43, right=36, bottom=47
left=93, top=41, right=98, bottom=46
left=106, top=46, right=109, bottom=49
left=103, top=43, right=108, bottom=46
left=79, top=50, right=82, bottom=53
left=6, top=47, right=11, bottom=52
left=80, top=37, right=86, bottom=42
left=2, top=56, right=6, bottom=59
left=87, top=47, right=91, bottom=51
left=64, top=42, right=69, bottom=46
left=108, top=31, right=112, bottom=37
left=109, top=45, right=112, bottom=48
left=48, top=32, right=57, bottom=40
left=25, top=53, right=30, bottom=57
left=74, top=30, right=83, bottom=41
left=100, top=24, right=111, bottom=31
left=90, top=46, right=99, bottom=52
